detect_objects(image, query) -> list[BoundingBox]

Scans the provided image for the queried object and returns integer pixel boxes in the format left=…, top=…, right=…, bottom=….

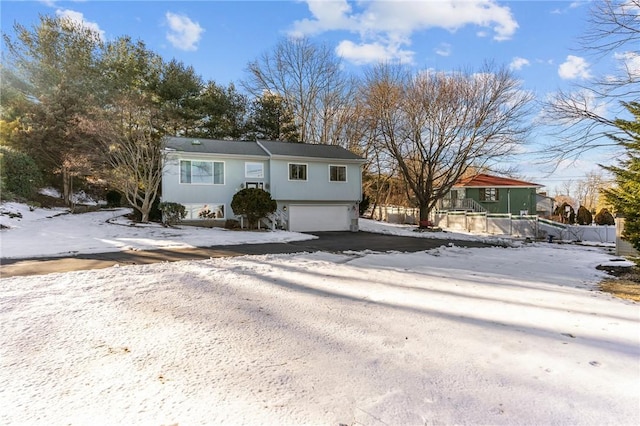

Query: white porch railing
left=263, top=208, right=288, bottom=230
left=437, top=198, right=487, bottom=213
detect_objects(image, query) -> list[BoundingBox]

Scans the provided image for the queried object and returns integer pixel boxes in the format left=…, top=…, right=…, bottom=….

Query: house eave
left=268, top=154, right=366, bottom=164
left=165, top=151, right=269, bottom=161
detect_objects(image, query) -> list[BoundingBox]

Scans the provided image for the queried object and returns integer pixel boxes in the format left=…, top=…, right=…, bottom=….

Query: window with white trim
left=180, top=160, right=224, bottom=184
left=245, top=162, right=264, bottom=178
left=289, top=163, right=307, bottom=181
left=329, top=165, right=347, bottom=182
left=479, top=188, right=499, bottom=201
left=184, top=203, right=225, bottom=220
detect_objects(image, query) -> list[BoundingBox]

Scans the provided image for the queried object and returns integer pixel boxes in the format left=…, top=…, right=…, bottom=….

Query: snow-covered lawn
left=1, top=203, right=638, bottom=425
left=0, top=202, right=316, bottom=259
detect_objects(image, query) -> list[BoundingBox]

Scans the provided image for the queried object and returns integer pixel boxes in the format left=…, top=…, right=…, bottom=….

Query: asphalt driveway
left=0, top=231, right=493, bottom=278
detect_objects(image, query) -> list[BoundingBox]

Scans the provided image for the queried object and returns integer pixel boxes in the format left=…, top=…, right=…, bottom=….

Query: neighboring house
left=536, top=192, right=556, bottom=218
left=161, top=137, right=365, bottom=232
left=438, top=173, right=543, bottom=215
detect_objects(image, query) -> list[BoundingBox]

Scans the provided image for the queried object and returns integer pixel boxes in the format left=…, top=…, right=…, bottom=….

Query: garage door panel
left=289, top=205, right=350, bottom=232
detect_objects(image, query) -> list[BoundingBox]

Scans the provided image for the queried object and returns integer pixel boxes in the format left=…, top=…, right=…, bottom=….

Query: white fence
left=373, top=207, right=615, bottom=243
left=616, top=218, right=639, bottom=256
left=537, top=218, right=616, bottom=243
left=368, top=205, right=420, bottom=225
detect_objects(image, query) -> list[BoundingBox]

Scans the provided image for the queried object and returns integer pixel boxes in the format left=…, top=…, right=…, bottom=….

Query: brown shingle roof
left=454, top=173, right=542, bottom=188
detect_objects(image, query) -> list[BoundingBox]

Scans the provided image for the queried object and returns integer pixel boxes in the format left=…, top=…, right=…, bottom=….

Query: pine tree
left=602, top=102, right=640, bottom=250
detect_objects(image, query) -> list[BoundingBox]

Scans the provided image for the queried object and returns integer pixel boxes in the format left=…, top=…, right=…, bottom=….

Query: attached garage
left=288, top=204, right=352, bottom=232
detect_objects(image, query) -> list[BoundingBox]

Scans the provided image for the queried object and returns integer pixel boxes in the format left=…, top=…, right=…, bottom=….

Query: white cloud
left=336, top=40, right=414, bottom=65
left=614, top=51, right=640, bottom=79
left=509, top=56, right=530, bottom=71
left=558, top=55, right=592, bottom=80
left=55, top=9, right=105, bottom=40
left=165, top=12, right=204, bottom=52
left=434, top=43, right=452, bottom=57
left=291, top=0, right=518, bottom=65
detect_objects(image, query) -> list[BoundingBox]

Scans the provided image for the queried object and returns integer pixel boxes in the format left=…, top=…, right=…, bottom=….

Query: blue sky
left=1, top=0, right=628, bottom=191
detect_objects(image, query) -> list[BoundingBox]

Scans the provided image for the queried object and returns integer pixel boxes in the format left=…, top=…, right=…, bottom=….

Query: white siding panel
left=289, top=205, right=350, bottom=232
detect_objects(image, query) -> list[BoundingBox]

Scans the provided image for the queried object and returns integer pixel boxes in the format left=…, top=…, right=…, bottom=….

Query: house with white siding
left=161, top=137, right=365, bottom=232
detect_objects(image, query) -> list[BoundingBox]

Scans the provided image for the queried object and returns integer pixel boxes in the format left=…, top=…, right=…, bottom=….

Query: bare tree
left=93, top=93, right=165, bottom=223
left=541, top=0, right=639, bottom=163
left=242, top=37, right=355, bottom=146
left=97, top=37, right=166, bottom=222
left=574, top=171, right=610, bottom=211
left=106, top=131, right=164, bottom=223
left=360, top=63, right=533, bottom=221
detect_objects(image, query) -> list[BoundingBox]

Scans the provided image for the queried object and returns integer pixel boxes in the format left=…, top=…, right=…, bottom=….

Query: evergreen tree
left=594, top=208, right=615, bottom=226
left=246, top=93, right=299, bottom=142
left=194, top=82, right=248, bottom=139
left=576, top=205, right=593, bottom=225
left=2, top=15, right=104, bottom=205
left=231, top=188, right=277, bottom=228
left=602, top=102, right=640, bottom=250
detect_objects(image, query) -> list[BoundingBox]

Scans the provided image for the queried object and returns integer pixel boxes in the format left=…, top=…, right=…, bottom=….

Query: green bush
left=576, top=205, right=593, bottom=225
left=158, top=201, right=187, bottom=226
left=105, top=190, right=122, bottom=207
left=594, top=208, right=615, bottom=226
left=231, top=188, right=277, bottom=228
left=0, top=146, right=42, bottom=199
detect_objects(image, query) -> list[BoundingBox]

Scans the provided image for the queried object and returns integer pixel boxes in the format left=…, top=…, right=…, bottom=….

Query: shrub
left=555, top=202, right=575, bottom=224
left=576, top=205, right=593, bottom=225
left=131, top=196, right=162, bottom=222
left=594, top=208, right=615, bottom=226
left=224, top=219, right=241, bottom=229
left=158, top=202, right=187, bottom=226
left=0, top=146, right=42, bottom=199
left=105, top=190, right=122, bottom=207
left=231, top=188, right=277, bottom=228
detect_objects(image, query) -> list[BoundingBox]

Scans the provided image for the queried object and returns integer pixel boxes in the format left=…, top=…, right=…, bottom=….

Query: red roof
left=454, top=173, right=542, bottom=188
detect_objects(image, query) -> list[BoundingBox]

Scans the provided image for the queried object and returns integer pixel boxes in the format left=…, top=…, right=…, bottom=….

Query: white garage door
left=288, top=205, right=351, bottom=232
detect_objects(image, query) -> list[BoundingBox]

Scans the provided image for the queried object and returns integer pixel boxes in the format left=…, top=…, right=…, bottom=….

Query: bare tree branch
left=360, top=63, right=533, bottom=220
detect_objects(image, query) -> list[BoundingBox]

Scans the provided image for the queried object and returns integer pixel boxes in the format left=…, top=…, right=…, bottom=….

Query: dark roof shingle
left=164, top=137, right=268, bottom=157
left=164, top=136, right=364, bottom=161
left=257, top=140, right=363, bottom=160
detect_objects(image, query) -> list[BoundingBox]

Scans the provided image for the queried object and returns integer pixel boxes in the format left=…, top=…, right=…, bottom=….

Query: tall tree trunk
left=62, top=167, right=71, bottom=206
left=419, top=200, right=430, bottom=223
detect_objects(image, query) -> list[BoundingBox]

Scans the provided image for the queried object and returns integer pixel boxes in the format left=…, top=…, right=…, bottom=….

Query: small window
left=184, top=203, right=225, bottom=220
left=329, top=165, right=347, bottom=182
left=245, top=182, right=264, bottom=190
left=289, top=163, right=307, bottom=181
left=245, top=162, right=264, bottom=179
left=480, top=188, right=499, bottom=201
left=180, top=160, right=224, bottom=185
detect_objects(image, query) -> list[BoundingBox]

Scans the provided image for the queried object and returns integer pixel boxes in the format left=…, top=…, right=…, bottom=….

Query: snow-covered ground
left=1, top=202, right=638, bottom=425
left=0, top=202, right=317, bottom=259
